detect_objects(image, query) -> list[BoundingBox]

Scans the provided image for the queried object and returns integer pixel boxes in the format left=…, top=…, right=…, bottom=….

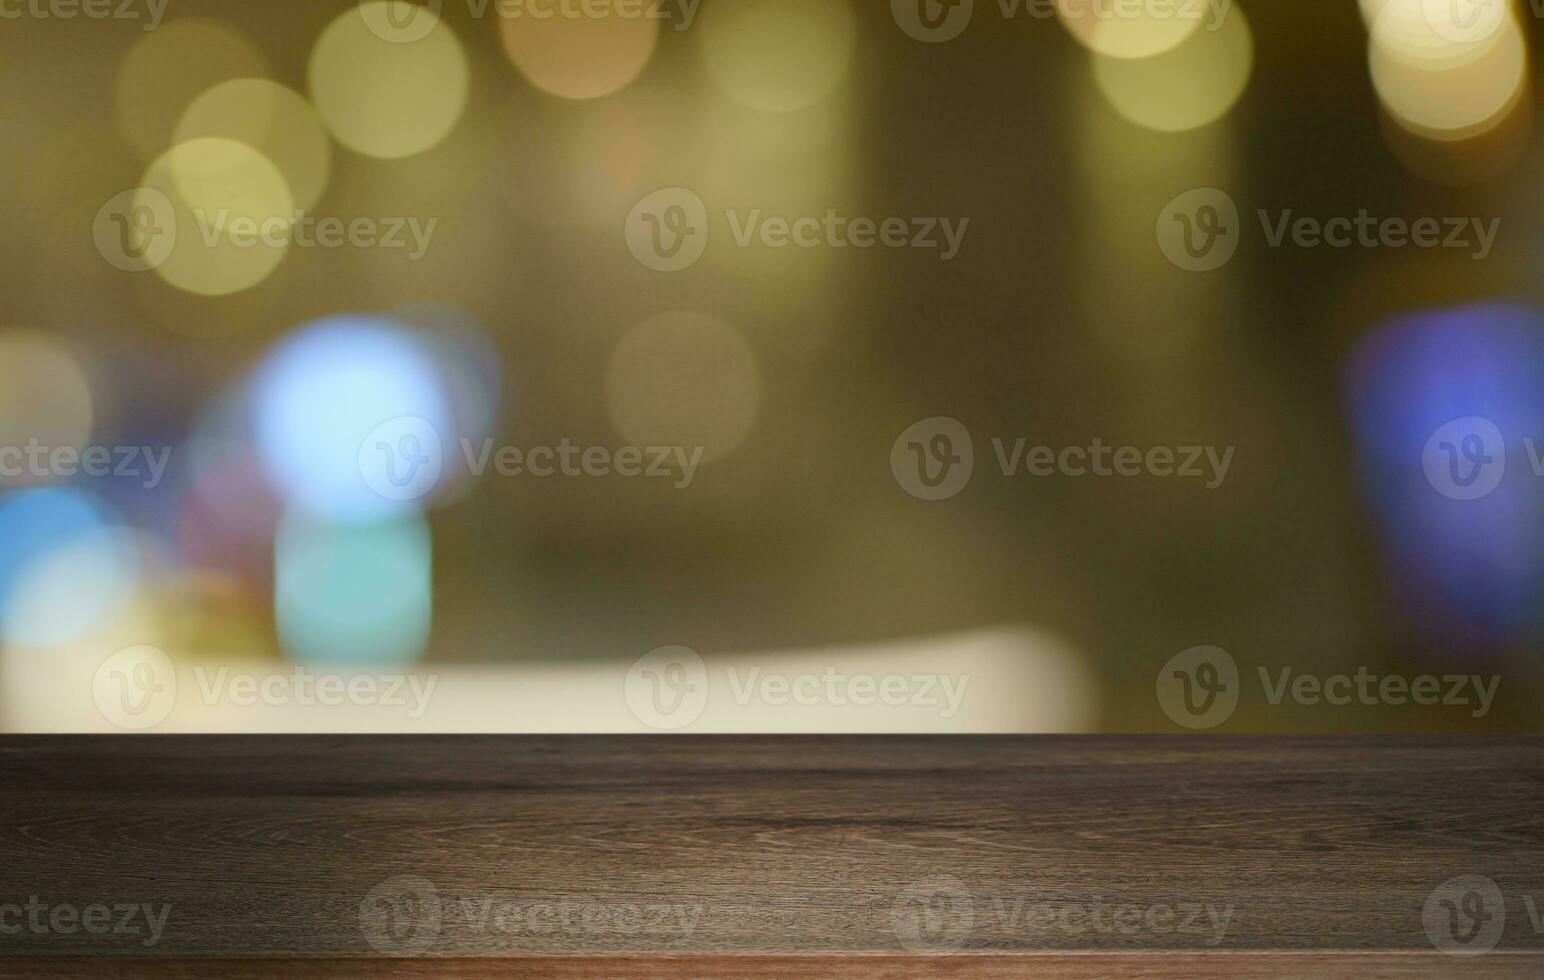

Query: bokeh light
left=499, top=2, right=658, bottom=100
left=1346, top=302, right=1544, bottom=647
left=700, top=0, right=856, bottom=113
left=139, top=137, right=295, bottom=296
left=606, top=312, right=761, bottom=463
left=1368, top=0, right=1527, bottom=140
left=0, top=331, right=93, bottom=486
left=114, top=18, right=268, bottom=160
left=275, top=509, right=432, bottom=665
left=252, top=315, right=454, bottom=524
left=1057, top=0, right=1203, bottom=60
left=309, top=2, right=470, bottom=159
left=0, top=489, right=139, bottom=645
left=1092, top=6, right=1253, bottom=132
left=175, top=78, right=333, bottom=211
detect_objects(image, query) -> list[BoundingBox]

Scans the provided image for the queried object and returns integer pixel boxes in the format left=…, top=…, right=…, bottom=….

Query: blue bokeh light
left=252, top=315, right=454, bottom=524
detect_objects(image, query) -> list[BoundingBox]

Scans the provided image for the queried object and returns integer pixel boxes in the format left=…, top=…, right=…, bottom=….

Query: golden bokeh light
left=309, top=2, right=470, bottom=159
left=140, top=137, right=294, bottom=296
left=175, top=79, right=333, bottom=211
left=499, top=2, right=659, bottom=100
left=0, top=332, right=94, bottom=485
left=700, top=0, right=856, bottom=113
left=1368, top=0, right=1527, bottom=140
left=115, top=18, right=269, bottom=160
left=1092, top=5, right=1253, bottom=132
left=1057, top=0, right=1203, bottom=60
left=606, top=312, right=761, bottom=463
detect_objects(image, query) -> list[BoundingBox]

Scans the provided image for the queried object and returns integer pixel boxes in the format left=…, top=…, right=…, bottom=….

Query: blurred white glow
left=1092, top=5, right=1253, bottom=132
left=309, top=2, right=470, bottom=158
left=252, top=315, right=454, bottom=524
left=275, top=509, right=433, bottom=666
left=1369, top=0, right=1527, bottom=140
left=0, top=332, right=93, bottom=486
left=175, top=79, right=333, bottom=211
left=700, top=0, right=856, bottom=113
left=140, top=137, right=294, bottom=296
left=607, top=312, right=761, bottom=463
left=0, top=489, right=138, bottom=646
left=500, top=2, right=658, bottom=99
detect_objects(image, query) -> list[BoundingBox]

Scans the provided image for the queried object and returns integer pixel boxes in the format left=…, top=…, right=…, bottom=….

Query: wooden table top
left=2, top=736, right=1541, bottom=977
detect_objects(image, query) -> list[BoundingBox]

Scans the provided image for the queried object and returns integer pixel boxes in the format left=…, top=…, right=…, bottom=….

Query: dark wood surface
left=1, top=736, right=1541, bottom=977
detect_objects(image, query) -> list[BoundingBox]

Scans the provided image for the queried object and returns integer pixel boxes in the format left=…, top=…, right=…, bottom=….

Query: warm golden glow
left=309, top=2, right=470, bottom=159
left=700, top=0, right=856, bottom=113
left=175, top=79, right=332, bottom=211
left=140, top=138, right=294, bottom=296
left=499, top=2, right=659, bottom=100
left=1092, top=6, right=1253, bottom=132
left=115, top=18, right=268, bottom=160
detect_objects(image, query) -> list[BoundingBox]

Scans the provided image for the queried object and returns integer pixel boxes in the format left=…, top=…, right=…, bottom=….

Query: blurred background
left=0, top=0, right=1541, bottom=732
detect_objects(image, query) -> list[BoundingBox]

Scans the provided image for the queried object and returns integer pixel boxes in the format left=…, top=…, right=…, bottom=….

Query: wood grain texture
left=0, top=736, right=1540, bottom=974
